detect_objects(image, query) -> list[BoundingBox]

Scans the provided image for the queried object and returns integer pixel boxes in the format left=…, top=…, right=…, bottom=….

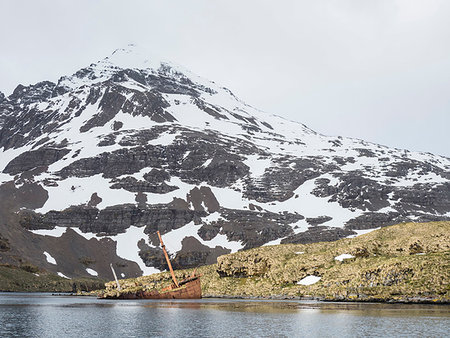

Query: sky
left=1, top=0, right=449, bottom=157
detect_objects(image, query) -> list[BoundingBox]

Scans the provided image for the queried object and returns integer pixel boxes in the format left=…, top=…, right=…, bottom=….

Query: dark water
left=0, top=293, right=449, bottom=337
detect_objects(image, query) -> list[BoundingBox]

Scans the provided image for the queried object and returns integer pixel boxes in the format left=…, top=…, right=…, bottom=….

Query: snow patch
left=162, top=221, right=243, bottom=253
left=30, top=227, right=67, bottom=238
left=347, top=227, right=381, bottom=238
left=334, top=254, right=355, bottom=262
left=244, top=155, right=271, bottom=177
left=263, top=238, right=282, bottom=246
left=202, top=158, right=213, bottom=167
left=57, top=272, right=70, bottom=279
left=86, top=268, right=98, bottom=276
left=297, top=276, right=321, bottom=285
left=113, top=226, right=159, bottom=276
left=43, top=251, right=57, bottom=265
left=202, top=212, right=222, bottom=224
left=35, top=174, right=136, bottom=213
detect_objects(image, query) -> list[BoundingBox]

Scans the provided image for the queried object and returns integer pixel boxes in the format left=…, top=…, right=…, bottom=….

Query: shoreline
left=3, top=291, right=447, bottom=305
left=203, top=294, right=450, bottom=305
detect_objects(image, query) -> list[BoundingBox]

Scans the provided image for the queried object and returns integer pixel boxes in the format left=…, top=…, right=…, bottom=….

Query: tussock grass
left=104, top=221, right=450, bottom=302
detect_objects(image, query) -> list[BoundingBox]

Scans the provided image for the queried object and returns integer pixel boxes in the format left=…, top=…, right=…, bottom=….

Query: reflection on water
left=0, top=293, right=449, bottom=337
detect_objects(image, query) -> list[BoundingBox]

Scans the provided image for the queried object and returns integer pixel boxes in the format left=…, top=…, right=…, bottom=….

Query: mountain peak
left=104, top=44, right=166, bottom=71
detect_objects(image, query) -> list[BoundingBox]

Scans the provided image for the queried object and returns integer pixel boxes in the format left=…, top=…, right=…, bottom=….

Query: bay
left=0, top=293, right=448, bottom=337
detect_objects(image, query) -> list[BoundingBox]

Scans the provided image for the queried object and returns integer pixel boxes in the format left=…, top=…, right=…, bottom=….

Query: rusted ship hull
left=102, top=277, right=201, bottom=300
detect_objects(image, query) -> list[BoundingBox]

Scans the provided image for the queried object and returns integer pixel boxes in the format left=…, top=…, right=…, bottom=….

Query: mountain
left=0, top=45, right=449, bottom=280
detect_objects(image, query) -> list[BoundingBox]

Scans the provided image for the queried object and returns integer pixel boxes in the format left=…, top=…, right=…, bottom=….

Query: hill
left=102, top=221, right=450, bottom=303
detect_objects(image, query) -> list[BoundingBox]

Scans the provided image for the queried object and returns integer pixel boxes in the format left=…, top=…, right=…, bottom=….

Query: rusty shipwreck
left=101, top=231, right=201, bottom=299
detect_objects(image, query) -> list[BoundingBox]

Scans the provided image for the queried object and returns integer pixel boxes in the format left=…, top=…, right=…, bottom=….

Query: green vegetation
left=0, top=264, right=105, bottom=293
left=0, top=233, right=10, bottom=252
left=103, top=221, right=450, bottom=303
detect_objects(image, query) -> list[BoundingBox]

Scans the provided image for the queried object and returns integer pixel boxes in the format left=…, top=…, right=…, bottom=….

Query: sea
left=0, top=293, right=448, bottom=337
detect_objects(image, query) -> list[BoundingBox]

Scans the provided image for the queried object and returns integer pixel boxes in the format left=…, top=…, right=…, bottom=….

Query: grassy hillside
left=0, top=264, right=105, bottom=292
left=102, top=221, right=450, bottom=302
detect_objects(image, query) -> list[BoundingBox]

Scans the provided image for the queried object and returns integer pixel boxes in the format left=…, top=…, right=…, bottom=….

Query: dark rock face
left=88, top=193, right=102, bottom=207
left=172, top=237, right=230, bottom=269
left=110, top=176, right=178, bottom=193
left=187, top=187, right=220, bottom=212
left=281, top=226, right=356, bottom=244
left=0, top=182, right=48, bottom=213
left=57, top=130, right=253, bottom=189
left=393, top=183, right=450, bottom=214
left=80, top=86, right=127, bottom=132
left=122, top=90, right=174, bottom=122
left=19, top=204, right=207, bottom=237
left=4, top=148, right=70, bottom=175
left=138, top=243, right=168, bottom=271
left=200, top=209, right=303, bottom=250
left=9, top=81, right=56, bottom=105
left=345, top=212, right=407, bottom=230
left=306, top=216, right=333, bottom=226
left=244, top=158, right=331, bottom=203
left=314, top=171, right=392, bottom=211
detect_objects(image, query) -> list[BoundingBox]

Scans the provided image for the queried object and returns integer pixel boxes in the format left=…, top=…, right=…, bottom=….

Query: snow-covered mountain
left=1, top=45, right=449, bottom=279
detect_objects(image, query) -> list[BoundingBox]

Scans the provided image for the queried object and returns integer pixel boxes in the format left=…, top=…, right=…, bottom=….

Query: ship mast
left=157, top=231, right=179, bottom=287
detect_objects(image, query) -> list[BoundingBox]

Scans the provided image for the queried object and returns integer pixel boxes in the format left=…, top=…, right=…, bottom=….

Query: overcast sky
left=1, top=0, right=449, bottom=156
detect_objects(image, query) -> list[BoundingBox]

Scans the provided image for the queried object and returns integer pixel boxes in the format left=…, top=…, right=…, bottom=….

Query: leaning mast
left=157, top=231, right=179, bottom=287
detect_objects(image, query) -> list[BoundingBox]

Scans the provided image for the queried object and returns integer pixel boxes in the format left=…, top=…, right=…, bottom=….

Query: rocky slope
left=102, top=221, right=450, bottom=303
left=0, top=45, right=449, bottom=280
